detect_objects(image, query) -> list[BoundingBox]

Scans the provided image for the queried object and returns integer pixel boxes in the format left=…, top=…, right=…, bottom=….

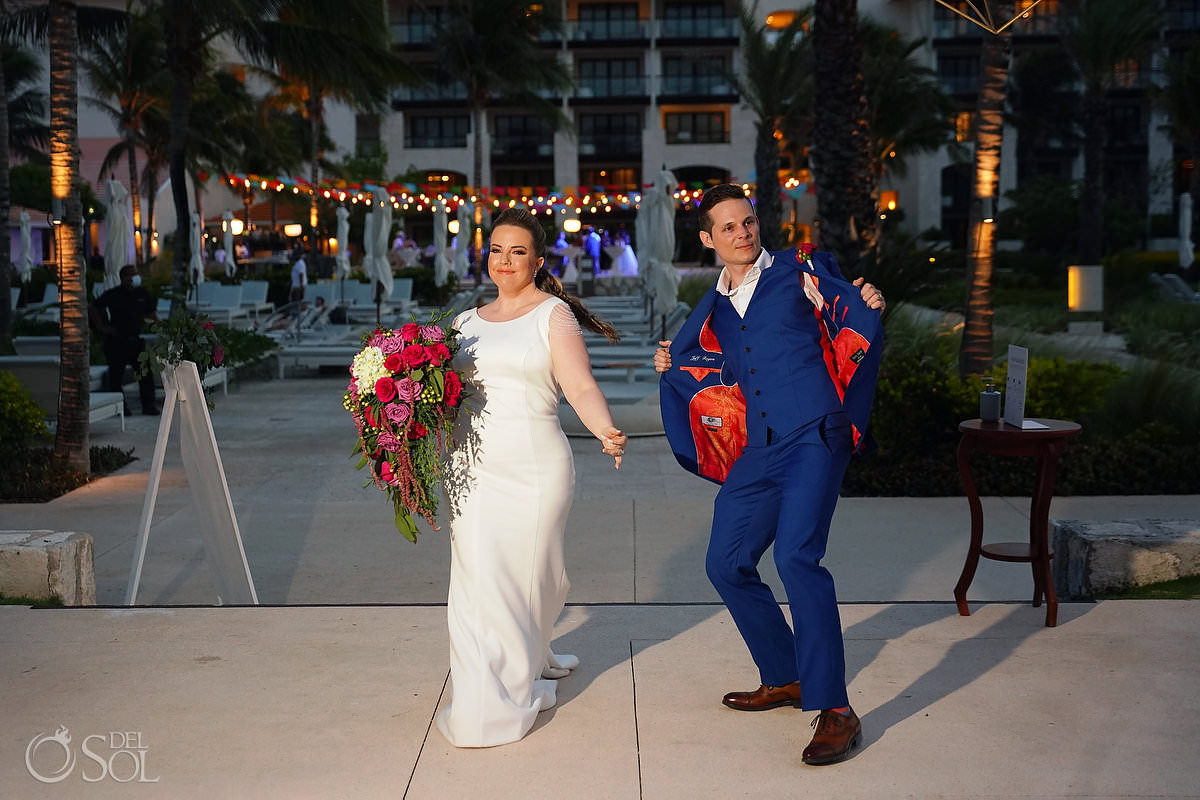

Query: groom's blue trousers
left=705, top=411, right=852, bottom=711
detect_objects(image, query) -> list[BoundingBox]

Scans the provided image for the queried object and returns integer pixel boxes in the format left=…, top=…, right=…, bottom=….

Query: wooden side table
left=954, top=418, right=1082, bottom=627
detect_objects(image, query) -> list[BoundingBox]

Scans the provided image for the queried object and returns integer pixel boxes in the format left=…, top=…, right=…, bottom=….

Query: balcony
left=404, top=135, right=467, bottom=149
left=657, top=16, right=738, bottom=40
left=392, top=83, right=468, bottom=107
left=569, top=19, right=650, bottom=44
left=574, top=76, right=648, bottom=100
left=1169, top=8, right=1200, bottom=30
left=657, top=74, right=736, bottom=99
left=491, top=136, right=554, bottom=162
left=666, top=129, right=729, bottom=145
left=578, top=134, right=642, bottom=160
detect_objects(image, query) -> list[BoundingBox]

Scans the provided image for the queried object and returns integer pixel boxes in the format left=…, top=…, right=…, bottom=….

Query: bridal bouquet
left=343, top=312, right=464, bottom=542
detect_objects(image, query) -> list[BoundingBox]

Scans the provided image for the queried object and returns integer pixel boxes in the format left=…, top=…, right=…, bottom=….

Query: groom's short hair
left=698, top=184, right=752, bottom=234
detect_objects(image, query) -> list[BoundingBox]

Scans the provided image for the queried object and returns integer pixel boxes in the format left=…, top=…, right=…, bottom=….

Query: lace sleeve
left=548, top=301, right=583, bottom=338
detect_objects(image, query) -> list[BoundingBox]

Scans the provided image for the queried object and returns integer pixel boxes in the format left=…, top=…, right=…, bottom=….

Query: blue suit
left=659, top=248, right=882, bottom=710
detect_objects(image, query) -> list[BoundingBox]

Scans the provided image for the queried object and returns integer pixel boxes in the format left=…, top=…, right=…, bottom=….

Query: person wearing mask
left=90, top=264, right=159, bottom=415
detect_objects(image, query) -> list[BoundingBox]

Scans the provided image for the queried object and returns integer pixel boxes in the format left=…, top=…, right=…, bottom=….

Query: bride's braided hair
left=492, top=207, right=620, bottom=342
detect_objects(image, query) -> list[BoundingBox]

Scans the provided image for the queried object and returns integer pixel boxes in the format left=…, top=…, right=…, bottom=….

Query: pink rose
left=212, top=345, right=224, bottom=366
left=385, top=401, right=412, bottom=425
left=375, top=376, right=397, bottom=403
left=419, top=325, right=445, bottom=343
left=383, top=353, right=403, bottom=373
left=393, top=377, right=421, bottom=402
left=347, top=378, right=358, bottom=397
left=379, top=460, right=400, bottom=486
left=203, top=321, right=215, bottom=331
left=400, top=323, right=421, bottom=343
left=379, top=335, right=405, bottom=356
left=443, top=371, right=462, bottom=407
left=376, top=431, right=404, bottom=452
left=403, top=344, right=429, bottom=368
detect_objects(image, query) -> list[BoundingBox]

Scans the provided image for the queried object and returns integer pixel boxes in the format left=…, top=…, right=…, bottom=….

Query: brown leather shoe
left=801, top=708, right=862, bottom=765
left=721, top=682, right=803, bottom=711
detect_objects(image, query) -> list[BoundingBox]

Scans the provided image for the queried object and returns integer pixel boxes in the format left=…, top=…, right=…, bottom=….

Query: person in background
left=89, top=264, right=159, bottom=415
left=582, top=225, right=602, bottom=274
left=290, top=249, right=308, bottom=304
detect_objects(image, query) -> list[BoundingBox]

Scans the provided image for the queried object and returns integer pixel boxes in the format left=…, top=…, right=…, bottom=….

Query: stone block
left=0, top=530, right=96, bottom=605
left=1052, top=519, right=1200, bottom=600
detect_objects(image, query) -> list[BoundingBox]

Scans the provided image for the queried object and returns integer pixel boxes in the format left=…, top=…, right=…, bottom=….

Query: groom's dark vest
left=709, top=257, right=842, bottom=447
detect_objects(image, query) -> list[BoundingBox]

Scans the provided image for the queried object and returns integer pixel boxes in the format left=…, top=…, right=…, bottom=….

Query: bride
left=438, top=208, right=627, bottom=747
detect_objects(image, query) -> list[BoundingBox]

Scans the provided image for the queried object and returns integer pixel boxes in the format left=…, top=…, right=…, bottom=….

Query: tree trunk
left=308, top=87, right=321, bottom=248
left=143, top=164, right=158, bottom=264
left=1189, top=136, right=1200, bottom=278
left=1078, top=86, right=1106, bottom=265
left=753, top=121, right=783, bottom=251
left=50, top=0, right=91, bottom=474
left=471, top=102, right=485, bottom=285
left=0, top=51, right=12, bottom=344
left=164, top=0, right=195, bottom=309
left=811, top=0, right=877, bottom=277
left=127, top=132, right=143, bottom=266
left=959, top=9, right=1012, bottom=378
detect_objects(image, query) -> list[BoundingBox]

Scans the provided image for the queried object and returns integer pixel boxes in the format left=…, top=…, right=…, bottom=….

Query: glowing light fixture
left=563, top=218, right=581, bottom=233
left=283, top=223, right=303, bottom=237
left=1067, top=265, right=1103, bottom=312
left=448, top=219, right=461, bottom=235
left=229, top=218, right=245, bottom=236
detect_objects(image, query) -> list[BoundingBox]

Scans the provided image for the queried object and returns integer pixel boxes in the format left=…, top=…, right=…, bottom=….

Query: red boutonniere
left=795, top=243, right=815, bottom=263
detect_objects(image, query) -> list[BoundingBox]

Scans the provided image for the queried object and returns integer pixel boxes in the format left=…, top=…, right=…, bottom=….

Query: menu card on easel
left=1004, top=345, right=1047, bottom=429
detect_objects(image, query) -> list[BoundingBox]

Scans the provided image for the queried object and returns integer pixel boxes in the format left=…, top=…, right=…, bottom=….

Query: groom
left=655, top=184, right=884, bottom=765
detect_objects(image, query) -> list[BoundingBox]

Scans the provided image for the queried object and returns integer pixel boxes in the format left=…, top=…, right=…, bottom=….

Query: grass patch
left=1100, top=574, right=1200, bottom=600
left=0, top=594, right=65, bottom=607
left=0, top=446, right=137, bottom=503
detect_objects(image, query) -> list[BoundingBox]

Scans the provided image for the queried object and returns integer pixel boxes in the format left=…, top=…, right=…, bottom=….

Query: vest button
left=749, top=368, right=756, bottom=374
left=744, top=346, right=750, bottom=352
left=755, top=390, right=761, bottom=396
left=761, top=412, right=767, bottom=418
left=741, top=325, right=746, bottom=331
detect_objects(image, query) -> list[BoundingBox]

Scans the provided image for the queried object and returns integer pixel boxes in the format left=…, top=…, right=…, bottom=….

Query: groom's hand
left=654, top=340, right=672, bottom=373
left=852, top=277, right=886, bottom=311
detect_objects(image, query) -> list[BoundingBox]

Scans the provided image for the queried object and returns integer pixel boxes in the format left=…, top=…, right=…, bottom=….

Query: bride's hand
left=600, top=426, right=627, bottom=469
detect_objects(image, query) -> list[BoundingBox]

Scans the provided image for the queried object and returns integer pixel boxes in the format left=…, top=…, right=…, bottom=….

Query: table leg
left=953, top=437, right=984, bottom=616
left=1030, top=446, right=1061, bottom=627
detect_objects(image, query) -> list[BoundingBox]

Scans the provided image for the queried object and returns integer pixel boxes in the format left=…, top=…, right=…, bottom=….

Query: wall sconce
left=448, top=219, right=460, bottom=235
left=283, top=223, right=303, bottom=237
left=563, top=218, right=582, bottom=233
left=981, top=196, right=995, bottom=224
left=880, top=190, right=899, bottom=212
left=1067, top=265, right=1104, bottom=312
left=51, top=198, right=64, bottom=225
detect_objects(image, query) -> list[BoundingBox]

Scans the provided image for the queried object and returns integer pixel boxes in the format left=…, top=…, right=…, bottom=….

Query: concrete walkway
left=2, top=369, right=1199, bottom=798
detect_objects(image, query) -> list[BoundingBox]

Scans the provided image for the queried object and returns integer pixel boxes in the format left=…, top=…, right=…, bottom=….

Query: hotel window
left=954, top=111, right=974, bottom=143
left=937, top=54, right=980, bottom=95
left=355, top=114, right=381, bottom=153
left=578, top=58, right=643, bottom=96
left=578, top=3, right=640, bottom=37
left=579, top=113, right=642, bottom=157
left=662, top=55, right=727, bottom=94
left=406, top=115, right=469, bottom=148
left=665, top=111, right=727, bottom=144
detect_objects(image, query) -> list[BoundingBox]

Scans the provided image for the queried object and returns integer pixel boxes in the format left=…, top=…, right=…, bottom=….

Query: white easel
left=125, top=360, right=258, bottom=605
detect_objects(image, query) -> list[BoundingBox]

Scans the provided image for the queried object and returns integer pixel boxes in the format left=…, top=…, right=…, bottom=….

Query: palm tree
left=1062, top=0, right=1159, bottom=265
left=811, top=0, right=876, bottom=277
left=428, top=0, right=573, bottom=279
left=733, top=3, right=811, bottom=250
left=1154, top=45, right=1200, bottom=270
left=859, top=20, right=958, bottom=183
left=958, top=10, right=1012, bottom=377
left=82, top=11, right=166, bottom=266
left=258, top=0, right=406, bottom=246
left=1, top=40, right=50, bottom=342
left=47, top=0, right=90, bottom=472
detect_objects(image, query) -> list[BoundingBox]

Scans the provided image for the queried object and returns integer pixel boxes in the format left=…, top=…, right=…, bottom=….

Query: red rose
left=363, top=404, right=379, bottom=428
left=426, top=343, right=451, bottom=366
left=443, top=371, right=462, bottom=407
left=400, top=323, right=421, bottom=343
left=212, top=344, right=224, bottom=366
left=375, top=376, right=398, bottom=403
left=383, top=353, right=403, bottom=373
left=796, top=242, right=815, bottom=261
left=203, top=321, right=215, bottom=331
left=406, top=421, right=427, bottom=440
left=403, top=344, right=429, bottom=368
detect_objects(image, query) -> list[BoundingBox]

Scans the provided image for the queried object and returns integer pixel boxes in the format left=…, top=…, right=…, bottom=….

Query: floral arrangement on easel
left=138, top=309, right=225, bottom=386
left=343, top=312, right=464, bottom=542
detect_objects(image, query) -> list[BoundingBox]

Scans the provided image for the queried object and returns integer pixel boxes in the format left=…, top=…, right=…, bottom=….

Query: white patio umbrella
left=335, top=206, right=351, bottom=278
left=635, top=169, right=679, bottom=322
left=103, top=180, right=131, bottom=290
left=221, top=210, right=237, bottom=278
left=370, top=188, right=394, bottom=301
left=363, top=207, right=377, bottom=289
left=17, top=210, right=34, bottom=283
left=453, top=202, right=471, bottom=281
left=433, top=202, right=450, bottom=287
left=1180, top=193, right=1194, bottom=272
left=188, top=212, right=205, bottom=286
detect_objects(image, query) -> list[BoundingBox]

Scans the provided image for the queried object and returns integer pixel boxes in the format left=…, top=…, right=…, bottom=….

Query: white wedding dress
left=437, top=296, right=580, bottom=747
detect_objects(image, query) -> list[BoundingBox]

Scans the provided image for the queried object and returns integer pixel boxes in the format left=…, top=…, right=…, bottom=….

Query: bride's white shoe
left=541, top=650, right=579, bottom=679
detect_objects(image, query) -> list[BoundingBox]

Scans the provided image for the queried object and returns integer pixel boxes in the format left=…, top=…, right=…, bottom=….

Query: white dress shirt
left=715, top=248, right=773, bottom=318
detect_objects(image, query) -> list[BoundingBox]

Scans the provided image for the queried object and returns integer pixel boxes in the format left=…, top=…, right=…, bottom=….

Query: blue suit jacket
left=659, top=248, right=883, bottom=484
